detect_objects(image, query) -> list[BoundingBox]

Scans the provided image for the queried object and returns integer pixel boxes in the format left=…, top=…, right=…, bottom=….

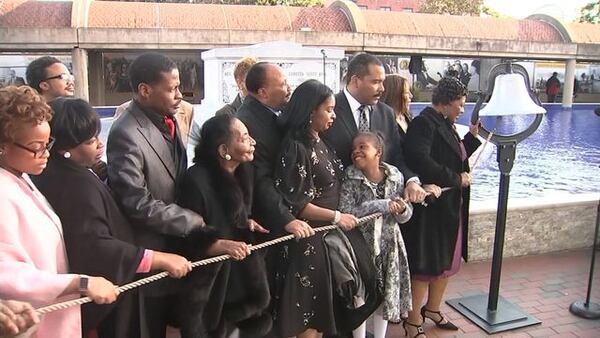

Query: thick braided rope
left=35, top=212, right=383, bottom=315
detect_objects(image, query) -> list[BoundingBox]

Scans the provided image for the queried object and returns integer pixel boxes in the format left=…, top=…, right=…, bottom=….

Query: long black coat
left=32, top=155, right=145, bottom=338
left=402, top=107, right=481, bottom=275
left=323, top=91, right=417, bottom=180
left=176, top=163, right=271, bottom=338
left=236, top=95, right=294, bottom=234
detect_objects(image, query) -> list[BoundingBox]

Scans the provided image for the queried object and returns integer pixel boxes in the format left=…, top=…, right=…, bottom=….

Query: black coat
left=32, top=156, right=145, bottom=338
left=215, top=94, right=243, bottom=116
left=323, top=91, right=417, bottom=180
left=401, top=107, right=481, bottom=275
left=176, top=163, right=271, bottom=338
left=236, top=95, right=294, bottom=234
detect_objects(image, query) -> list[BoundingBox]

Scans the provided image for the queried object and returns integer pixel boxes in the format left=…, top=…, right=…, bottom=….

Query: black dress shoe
left=402, top=320, right=426, bottom=338
left=420, top=306, right=459, bottom=331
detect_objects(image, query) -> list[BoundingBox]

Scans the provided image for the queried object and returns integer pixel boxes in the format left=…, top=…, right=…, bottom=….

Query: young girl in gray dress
left=339, top=132, right=413, bottom=338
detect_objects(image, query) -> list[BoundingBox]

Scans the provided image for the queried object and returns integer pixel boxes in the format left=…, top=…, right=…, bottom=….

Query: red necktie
left=163, top=116, right=175, bottom=139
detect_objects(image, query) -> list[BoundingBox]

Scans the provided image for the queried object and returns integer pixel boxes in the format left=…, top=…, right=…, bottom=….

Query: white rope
left=432, top=129, right=495, bottom=197
left=35, top=212, right=383, bottom=315
left=470, top=129, right=494, bottom=173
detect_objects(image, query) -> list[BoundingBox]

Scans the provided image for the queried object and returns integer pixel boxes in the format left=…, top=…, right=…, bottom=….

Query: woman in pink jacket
left=0, top=86, right=118, bottom=338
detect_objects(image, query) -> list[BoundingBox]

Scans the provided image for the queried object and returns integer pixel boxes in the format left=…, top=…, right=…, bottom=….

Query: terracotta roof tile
left=566, top=22, right=600, bottom=44
left=2, top=0, right=598, bottom=45
left=0, top=0, right=71, bottom=28
left=156, top=3, right=226, bottom=30
left=518, top=20, right=564, bottom=42
left=224, top=5, right=292, bottom=31
left=88, top=1, right=158, bottom=28
left=363, top=10, right=564, bottom=43
left=292, top=7, right=352, bottom=32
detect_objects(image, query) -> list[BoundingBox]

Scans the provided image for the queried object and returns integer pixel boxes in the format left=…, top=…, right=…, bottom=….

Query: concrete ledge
left=468, top=193, right=599, bottom=261
left=0, top=26, right=595, bottom=60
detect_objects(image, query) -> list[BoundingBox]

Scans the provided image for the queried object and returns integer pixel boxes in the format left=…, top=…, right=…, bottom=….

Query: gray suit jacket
left=107, top=100, right=205, bottom=252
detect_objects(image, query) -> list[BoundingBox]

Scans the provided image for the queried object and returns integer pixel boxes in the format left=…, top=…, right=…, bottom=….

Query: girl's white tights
left=352, top=307, right=389, bottom=338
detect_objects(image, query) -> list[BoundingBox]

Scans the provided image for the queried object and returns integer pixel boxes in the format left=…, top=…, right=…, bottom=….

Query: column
left=71, top=47, right=89, bottom=101
left=563, top=59, right=576, bottom=108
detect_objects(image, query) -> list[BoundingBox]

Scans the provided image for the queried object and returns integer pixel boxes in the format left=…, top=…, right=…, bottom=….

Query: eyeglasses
left=12, top=137, right=55, bottom=158
left=44, top=73, right=74, bottom=83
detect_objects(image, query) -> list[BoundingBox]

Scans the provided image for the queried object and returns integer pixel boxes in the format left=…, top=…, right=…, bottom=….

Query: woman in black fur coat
left=177, top=114, right=272, bottom=338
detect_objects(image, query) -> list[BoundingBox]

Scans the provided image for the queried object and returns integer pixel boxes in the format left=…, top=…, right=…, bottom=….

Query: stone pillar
left=562, top=59, right=576, bottom=108
left=71, top=47, right=89, bottom=101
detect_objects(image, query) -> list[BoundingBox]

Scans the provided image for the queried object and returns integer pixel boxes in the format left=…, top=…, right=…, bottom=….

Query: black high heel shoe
left=402, top=320, right=426, bottom=338
left=420, top=306, right=459, bottom=330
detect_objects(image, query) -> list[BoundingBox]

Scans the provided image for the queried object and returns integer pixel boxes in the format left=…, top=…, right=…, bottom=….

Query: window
left=380, top=7, right=392, bottom=11
left=403, top=8, right=414, bottom=13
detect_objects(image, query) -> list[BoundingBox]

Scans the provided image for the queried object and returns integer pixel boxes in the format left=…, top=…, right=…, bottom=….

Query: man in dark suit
left=106, top=53, right=204, bottom=338
left=236, top=62, right=313, bottom=238
left=324, top=53, right=427, bottom=203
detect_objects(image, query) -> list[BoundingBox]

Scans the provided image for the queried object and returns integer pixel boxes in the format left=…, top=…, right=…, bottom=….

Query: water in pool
left=99, top=103, right=600, bottom=202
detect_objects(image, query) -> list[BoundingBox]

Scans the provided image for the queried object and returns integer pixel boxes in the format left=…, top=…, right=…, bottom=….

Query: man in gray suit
left=323, top=53, right=427, bottom=203
left=107, top=52, right=204, bottom=338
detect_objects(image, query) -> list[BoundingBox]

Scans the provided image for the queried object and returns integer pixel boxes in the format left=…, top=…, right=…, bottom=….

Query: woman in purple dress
left=401, top=77, right=481, bottom=338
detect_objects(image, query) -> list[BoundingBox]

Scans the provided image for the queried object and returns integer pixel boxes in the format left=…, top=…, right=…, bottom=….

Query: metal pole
left=488, top=172, right=510, bottom=310
left=321, top=49, right=327, bottom=85
left=488, top=142, right=516, bottom=311
left=585, top=203, right=600, bottom=306
left=569, top=201, right=600, bottom=319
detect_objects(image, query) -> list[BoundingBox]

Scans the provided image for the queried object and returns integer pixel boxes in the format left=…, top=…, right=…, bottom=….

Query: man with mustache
left=236, top=62, right=313, bottom=239
left=324, top=53, right=427, bottom=203
left=25, top=56, right=75, bottom=102
left=106, top=52, right=204, bottom=338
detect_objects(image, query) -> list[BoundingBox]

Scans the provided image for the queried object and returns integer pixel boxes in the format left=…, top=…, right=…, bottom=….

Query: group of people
left=0, top=51, right=481, bottom=338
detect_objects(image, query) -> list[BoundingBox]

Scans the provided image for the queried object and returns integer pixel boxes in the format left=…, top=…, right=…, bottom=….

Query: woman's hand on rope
left=207, top=239, right=251, bottom=260
left=470, top=119, right=481, bottom=137
left=0, top=300, right=39, bottom=336
left=404, top=181, right=427, bottom=203
left=389, top=200, right=407, bottom=215
left=284, top=219, right=315, bottom=239
left=85, top=277, right=119, bottom=304
left=152, top=252, right=193, bottom=279
left=247, top=219, right=270, bottom=234
left=460, top=172, right=472, bottom=187
left=337, top=213, right=359, bottom=231
left=423, top=184, right=442, bottom=198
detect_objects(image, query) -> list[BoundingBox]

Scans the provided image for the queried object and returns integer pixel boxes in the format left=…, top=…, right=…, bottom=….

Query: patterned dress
left=339, top=163, right=413, bottom=322
left=271, top=138, right=344, bottom=337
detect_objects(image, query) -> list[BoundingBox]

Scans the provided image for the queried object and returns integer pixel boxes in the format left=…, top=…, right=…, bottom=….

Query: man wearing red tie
left=106, top=53, right=205, bottom=338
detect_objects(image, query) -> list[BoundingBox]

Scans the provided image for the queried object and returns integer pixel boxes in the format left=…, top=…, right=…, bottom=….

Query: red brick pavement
left=166, top=249, right=598, bottom=337
left=386, top=249, right=600, bottom=338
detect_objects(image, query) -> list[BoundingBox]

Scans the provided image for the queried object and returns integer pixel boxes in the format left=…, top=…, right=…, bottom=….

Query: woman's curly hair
left=0, top=86, right=52, bottom=144
left=432, top=76, right=467, bottom=105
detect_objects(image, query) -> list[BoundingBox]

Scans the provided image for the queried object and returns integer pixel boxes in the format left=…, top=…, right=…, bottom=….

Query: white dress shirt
left=344, top=87, right=370, bottom=129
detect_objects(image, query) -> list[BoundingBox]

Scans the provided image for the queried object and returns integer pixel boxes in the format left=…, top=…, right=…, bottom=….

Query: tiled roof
left=0, top=0, right=598, bottom=45
left=87, top=2, right=352, bottom=32
left=566, top=22, right=600, bottom=44
left=363, top=10, right=565, bottom=43
left=0, top=0, right=71, bottom=28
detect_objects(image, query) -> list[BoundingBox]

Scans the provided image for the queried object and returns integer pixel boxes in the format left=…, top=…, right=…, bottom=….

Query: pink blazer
left=0, top=168, right=81, bottom=338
